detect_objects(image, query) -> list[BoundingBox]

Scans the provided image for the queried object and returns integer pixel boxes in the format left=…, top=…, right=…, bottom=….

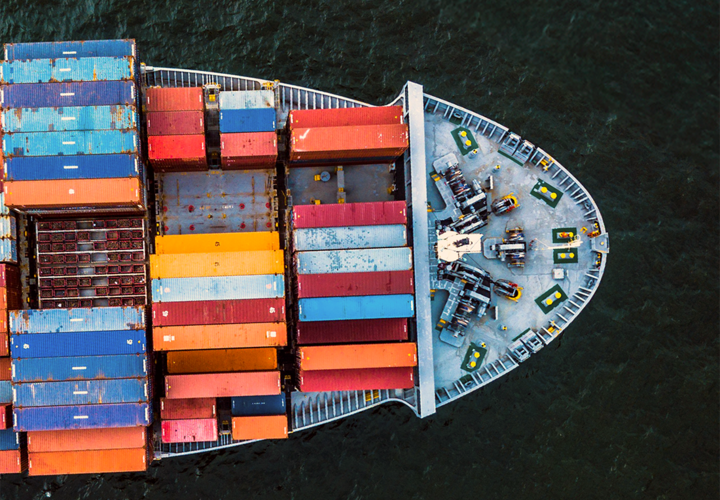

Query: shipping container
left=28, top=448, right=147, bottom=475
left=165, top=371, right=281, bottom=399
left=146, top=111, right=204, bottom=136
left=0, top=449, right=26, bottom=474
left=4, top=39, right=136, bottom=60
left=14, top=403, right=151, bottom=432
left=0, top=216, right=17, bottom=240
left=0, top=428, right=21, bottom=450
left=219, top=108, right=276, bottom=133
left=288, top=106, right=404, bottom=129
left=292, top=200, right=407, bottom=228
left=10, top=329, right=146, bottom=358
left=0, top=81, right=136, bottom=108
left=231, top=415, right=287, bottom=440
left=11, top=354, right=147, bottom=383
left=296, top=270, right=414, bottom=298
left=155, top=231, right=280, bottom=254
left=145, top=87, right=204, bottom=112
left=0, top=381, right=10, bottom=404
left=3, top=130, right=138, bottom=157
left=0, top=240, right=17, bottom=264
left=160, top=398, right=216, bottom=420
left=298, top=367, right=414, bottom=392
left=14, top=378, right=148, bottom=408
left=10, top=306, right=145, bottom=334
left=289, top=124, right=408, bottom=164
left=27, top=427, right=147, bottom=452
left=0, top=357, right=10, bottom=380
left=231, top=394, right=286, bottom=417
left=153, top=323, right=286, bottom=351
left=151, top=274, right=284, bottom=303
left=0, top=287, right=21, bottom=309
left=0, top=263, right=20, bottom=288
left=166, top=348, right=277, bottom=374
left=149, top=249, right=283, bottom=279
left=161, top=419, right=218, bottom=443
left=0, top=57, right=135, bottom=84
left=298, top=294, right=414, bottom=322
left=0, top=403, right=11, bottom=429
left=296, top=318, right=408, bottom=345
left=219, top=90, right=274, bottom=110
left=296, top=247, right=413, bottom=275
left=0, top=332, right=7, bottom=356
left=220, top=132, right=277, bottom=169
left=5, top=154, right=141, bottom=181
left=293, top=225, right=407, bottom=252
left=4, top=177, right=143, bottom=209
left=0, top=193, right=9, bottom=216
left=1, top=105, right=137, bottom=133
left=152, top=298, right=285, bottom=327
left=147, top=134, right=207, bottom=170
left=298, top=343, right=417, bottom=371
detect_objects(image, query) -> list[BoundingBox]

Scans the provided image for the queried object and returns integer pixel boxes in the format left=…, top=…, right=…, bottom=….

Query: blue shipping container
left=4, top=40, right=136, bottom=60
left=1, top=105, right=137, bottom=133
left=152, top=275, right=284, bottom=303
left=13, top=402, right=151, bottom=432
left=1, top=57, right=134, bottom=84
left=0, top=429, right=21, bottom=450
left=0, top=239, right=17, bottom=264
left=0, top=381, right=11, bottom=403
left=4, top=154, right=141, bottom=181
left=0, top=193, right=9, bottom=215
left=0, top=215, right=17, bottom=240
left=13, top=378, right=148, bottom=408
left=3, top=130, right=137, bottom=157
left=298, top=294, right=415, bottom=321
left=219, top=108, right=276, bottom=133
left=11, top=354, right=148, bottom=383
left=293, top=224, right=407, bottom=252
left=10, top=330, right=147, bottom=358
left=231, top=394, right=286, bottom=416
left=296, top=247, right=413, bottom=275
left=10, top=306, right=146, bottom=334
left=219, top=90, right=274, bottom=110
left=0, top=81, right=136, bottom=108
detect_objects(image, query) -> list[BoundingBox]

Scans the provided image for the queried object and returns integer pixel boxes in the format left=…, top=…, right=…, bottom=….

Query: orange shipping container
left=289, top=124, right=408, bottom=163
left=149, top=250, right=284, bottom=279
left=155, top=231, right=280, bottom=254
left=0, top=357, right=10, bottom=380
left=298, top=342, right=417, bottom=371
left=0, top=449, right=26, bottom=474
left=231, top=415, right=288, bottom=440
left=27, top=427, right=147, bottom=453
left=4, top=178, right=142, bottom=209
left=28, top=448, right=148, bottom=475
left=153, top=322, right=287, bottom=351
left=0, top=330, right=7, bottom=357
left=165, top=371, right=281, bottom=399
left=167, top=348, right=277, bottom=374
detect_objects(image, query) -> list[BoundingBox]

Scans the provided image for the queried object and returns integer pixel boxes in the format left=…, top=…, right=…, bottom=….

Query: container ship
left=0, top=39, right=609, bottom=475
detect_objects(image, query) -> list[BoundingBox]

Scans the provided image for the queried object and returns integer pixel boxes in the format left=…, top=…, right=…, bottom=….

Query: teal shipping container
left=152, top=274, right=285, bottom=303
left=4, top=40, right=136, bottom=60
left=1, top=105, right=137, bottom=133
left=3, top=129, right=137, bottom=157
left=296, top=247, right=413, bottom=274
left=293, top=224, right=407, bottom=251
left=0, top=57, right=135, bottom=84
left=298, top=294, right=415, bottom=321
left=10, top=306, right=145, bottom=334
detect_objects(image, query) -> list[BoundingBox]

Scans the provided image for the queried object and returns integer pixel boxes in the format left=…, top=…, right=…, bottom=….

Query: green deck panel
left=535, top=284, right=568, bottom=314
left=552, top=227, right=578, bottom=243
left=461, top=342, right=488, bottom=372
left=512, top=328, right=532, bottom=342
left=553, top=248, right=579, bottom=264
left=530, top=179, right=563, bottom=208
left=498, top=150, right=524, bottom=165
left=451, top=127, right=478, bottom=156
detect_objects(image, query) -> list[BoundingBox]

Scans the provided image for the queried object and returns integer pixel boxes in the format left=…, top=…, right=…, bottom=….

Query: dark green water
left=1, top=1, right=718, bottom=498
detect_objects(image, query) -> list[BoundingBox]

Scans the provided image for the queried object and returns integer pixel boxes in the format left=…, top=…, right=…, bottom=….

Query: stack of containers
left=287, top=106, right=408, bottom=165
left=292, top=200, right=418, bottom=392
left=151, top=231, right=288, bottom=442
left=146, top=87, right=207, bottom=171
left=0, top=261, right=22, bottom=472
left=218, top=90, right=277, bottom=169
left=0, top=39, right=145, bottom=210
left=9, top=306, right=151, bottom=474
left=0, top=263, right=22, bottom=357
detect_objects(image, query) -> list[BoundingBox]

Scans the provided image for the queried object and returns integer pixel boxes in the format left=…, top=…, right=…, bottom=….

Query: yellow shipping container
left=150, top=250, right=284, bottom=279
left=154, top=232, right=280, bottom=254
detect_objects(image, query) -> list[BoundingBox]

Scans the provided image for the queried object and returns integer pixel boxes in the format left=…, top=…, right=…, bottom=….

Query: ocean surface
left=0, top=1, right=717, bottom=498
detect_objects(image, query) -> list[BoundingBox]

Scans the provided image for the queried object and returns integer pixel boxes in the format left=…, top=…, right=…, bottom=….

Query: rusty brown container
left=145, top=87, right=204, bottom=112
left=4, top=178, right=143, bottom=209
left=166, top=348, right=278, bottom=374
left=146, top=111, right=205, bottom=136
left=27, top=427, right=147, bottom=452
left=160, top=398, right=216, bottom=420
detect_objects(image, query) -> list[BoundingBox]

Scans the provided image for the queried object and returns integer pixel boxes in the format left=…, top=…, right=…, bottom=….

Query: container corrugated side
left=0, top=263, right=20, bottom=288
left=165, top=371, right=281, bottom=399
left=4, top=40, right=136, bottom=60
left=146, top=111, right=204, bottom=136
left=231, top=415, right=287, bottom=440
left=292, top=200, right=407, bottom=228
left=5, top=154, right=141, bottom=181
left=0, top=241, right=17, bottom=264
left=153, top=323, right=286, bottom=351
left=147, top=134, right=207, bottom=170
left=161, top=419, right=218, bottom=443
left=166, top=348, right=277, bottom=374
left=10, top=306, right=145, bottom=334
left=296, top=318, right=408, bottom=345
left=27, top=427, right=147, bottom=452
left=0, top=358, right=10, bottom=380
left=289, top=124, right=408, bottom=163
left=0, top=331, right=7, bottom=356
left=0, top=449, right=26, bottom=474
left=1, top=403, right=11, bottom=429
left=14, top=403, right=151, bottom=432
left=1, top=106, right=137, bottom=133
left=0, top=216, right=16, bottom=240
left=297, top=270, right=414, bottom=298
left=145, top=87, right=204, bottom=112
left=299, top=343, right=417, bottom=371
left=219, top=108, right=276, bottom=133
left=0, top=428, right=20, bottom=450
left=0, top=57, right=135, bottom=84
left=0, top=287, right=21, bottom=309
left=298, top=367, right=414, bottom=392
left=150, top=250, right=284, bottom=278
left=151, top=275, right=284, bottom=302
left=293, top=225, right=407, bottom=251
left=155, top=231, right=280, bottom=254
left=4, top=178, right=143, bottom=209
left=220, top=132, right=277, bottom=169
left=296, top=247, right=413, bottom=275
left=3, top=130, right=138, bottom=157
left=10, top=330, right=146, bottom=358
left=152, top=298, right=285, bottom=326
left=11, top=354, right=147, bottom=382
left=0, top=381, right=10, bottom=404
left=298, top=294, right=415, bottom=321
left=14, top=379, right=148, bottom=407
left=28, top=448, right=147, bottom=475
left=231, top=395, right=286, bottom=417
left=218, top=90, right=274, bottom=110
left=0, top=81, right=136, bottom=108
left=160, top=398, right=216, bottom=420
left=288, top=106, right=404, bottom=129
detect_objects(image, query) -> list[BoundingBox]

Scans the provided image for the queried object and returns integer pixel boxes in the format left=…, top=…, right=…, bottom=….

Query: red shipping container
left=1, top=403, right=11, bottom=429
left=161, top=418, right=218, bottom=443
left=289, top=124, right=408, bottom=163
left=296, top=318, right=407, bottom=345
left=148, top=134, right=207, bottom=170
left=146, top=111, right=205, bottom=136
left=0, top=287, right=21, bottom=310
left=297, top=270, right=414, bottom=298
left=0, top=264, right=20, bottom=288
left=27, top=427, right=147, bottom=452
left=28, top=448, right=147, bottom=475
left=288, top=106, right=404, bottom=129
left=165, top=371, right=281, bottom=399
left=0, top=449, right=26, bottom=474
left=220, top=132, right=277, bottom=169
left=160, top=397, right=217, bottom=420
left=152, top=298, right=285, bottom=327
left=293, top=200, right=407, bottom=228
left=4, top=178, right=143, bottom=209
left=0, top=357, right=10, bottom=380
left=145, top=87, right=204, bottom=112
left=298, top=367, right=414, bottom=392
